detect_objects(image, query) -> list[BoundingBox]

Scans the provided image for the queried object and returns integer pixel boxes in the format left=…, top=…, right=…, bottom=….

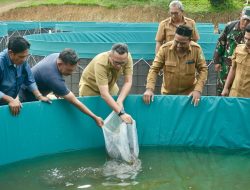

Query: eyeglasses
left=110, top=57, right=127, bottom=65
left=109, top=53, right=128, bottom=66
left=174, top=40, right=189, bottom=46
left=170, top=11, right=181, bottom=16
left=113, top=60, right=126, bottom=65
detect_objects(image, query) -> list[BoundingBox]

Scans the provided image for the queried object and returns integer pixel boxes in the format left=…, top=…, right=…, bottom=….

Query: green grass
left=0, top=0, right=248, bottom=13
left=25, top=0, right=169, bottom=9
left=0, top=0, right=12, bottom=3
left=182, top=0, right=247, bottom=13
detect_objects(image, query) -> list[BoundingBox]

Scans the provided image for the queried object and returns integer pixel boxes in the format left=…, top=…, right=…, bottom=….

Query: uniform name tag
left=186, top=60, right=195, bottom=64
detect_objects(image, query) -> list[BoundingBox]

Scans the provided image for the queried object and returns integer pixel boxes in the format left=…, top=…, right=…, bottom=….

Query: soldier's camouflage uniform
left=212, top=20, right=245, bottom=95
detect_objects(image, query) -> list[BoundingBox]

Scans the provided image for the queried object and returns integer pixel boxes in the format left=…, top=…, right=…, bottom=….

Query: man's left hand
left=188, top=90, right=201, bottom=107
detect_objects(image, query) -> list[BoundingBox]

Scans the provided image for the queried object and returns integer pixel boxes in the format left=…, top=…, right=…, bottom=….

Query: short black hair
left=59, top=48, right=79, bottom=65
left=8, top=37, right=30, bottom=53
left=111, top=43, right=128, bottom=55
left=246, top=24, right=250, bottom=33
left=176, top=25, right=192, bottom=38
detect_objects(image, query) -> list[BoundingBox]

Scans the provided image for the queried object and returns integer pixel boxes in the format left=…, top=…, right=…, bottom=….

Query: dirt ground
left=0, top=4, right=242, bottom=25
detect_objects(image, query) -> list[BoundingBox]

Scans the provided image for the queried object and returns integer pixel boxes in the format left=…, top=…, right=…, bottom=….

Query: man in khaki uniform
left=79, top=43, right=133, bottom=123
left=221, top=24, right=250, bottom=97
left=155, top=0, right=199, bottom=54
left=143, top=25, right=208, bottom=106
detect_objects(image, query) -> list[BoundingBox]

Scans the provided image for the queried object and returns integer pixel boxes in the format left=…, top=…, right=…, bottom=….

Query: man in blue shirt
left=19, top=48, right=103, bottom=127
left=0, top=37, right=50, bottom=116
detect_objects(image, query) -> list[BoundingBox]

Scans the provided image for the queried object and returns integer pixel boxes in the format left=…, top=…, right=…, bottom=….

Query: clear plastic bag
left=102, top=111, right=139, bottom=163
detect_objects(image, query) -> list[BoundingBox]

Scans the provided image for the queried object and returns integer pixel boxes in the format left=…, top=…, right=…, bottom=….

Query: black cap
left=176, top=25, right=192, bottom=37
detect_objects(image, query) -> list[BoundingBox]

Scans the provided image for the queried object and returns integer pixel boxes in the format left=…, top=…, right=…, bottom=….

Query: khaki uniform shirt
left=155, top=17, right=200, bottom=44
left=146, top=41, right=208, bottom=95
left=79, top=51, right=133, bottom=96
left=229, top=44, right=250, bottom=97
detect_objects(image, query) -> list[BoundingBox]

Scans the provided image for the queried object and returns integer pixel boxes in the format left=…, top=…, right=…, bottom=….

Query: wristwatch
left=117, top=109, right=125, bottom=117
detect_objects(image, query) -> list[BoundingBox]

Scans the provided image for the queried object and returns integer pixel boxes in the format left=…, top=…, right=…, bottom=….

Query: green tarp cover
left=55, top=24, right=214, bottom=33
left=5, top=21, right=41, bottom=31
left=56, top=25, right=158, bottom=32
left=25, top=32, right=156, bottom=59
left=0, top=23, right=8, bottom=37
left=26, top=31, right=156, bottom=42
left=25, top=32, right=217, bottom=60
left=198, top=33, right=219, bottom=43
left=0, top=95, right=250, bottom=166
left=218, top=23, right=226, bottom=33
left=2, top=21, right=214, bottom=33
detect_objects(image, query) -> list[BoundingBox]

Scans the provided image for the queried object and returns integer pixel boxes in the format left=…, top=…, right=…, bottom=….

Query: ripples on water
left=40, top=151, right=142, bottom=189
left=1, top=147, right=250, bottom=190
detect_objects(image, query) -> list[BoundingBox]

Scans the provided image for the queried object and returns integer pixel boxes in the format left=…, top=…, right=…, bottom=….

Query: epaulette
left=161, top=41, right=174, bottom=48
left=235, top=44, right=245, bottom=50
left=184, top=17, right=194, bottom=22
left=189, top=41, right=201, bottom=48
left=160, top=17, right=171, bottom=24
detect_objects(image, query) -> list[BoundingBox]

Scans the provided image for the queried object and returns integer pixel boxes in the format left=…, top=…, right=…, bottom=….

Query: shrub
left=209, top=0, right=228, bottom=6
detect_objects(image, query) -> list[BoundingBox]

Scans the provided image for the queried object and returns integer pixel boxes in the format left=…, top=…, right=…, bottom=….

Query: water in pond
left=0, top=146, right=250, bottom=190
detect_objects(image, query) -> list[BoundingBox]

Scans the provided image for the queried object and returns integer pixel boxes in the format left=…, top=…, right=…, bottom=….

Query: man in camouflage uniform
left=212, top=6, right=250, bottom=95
left=221, top=24, right=250, bottom=98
